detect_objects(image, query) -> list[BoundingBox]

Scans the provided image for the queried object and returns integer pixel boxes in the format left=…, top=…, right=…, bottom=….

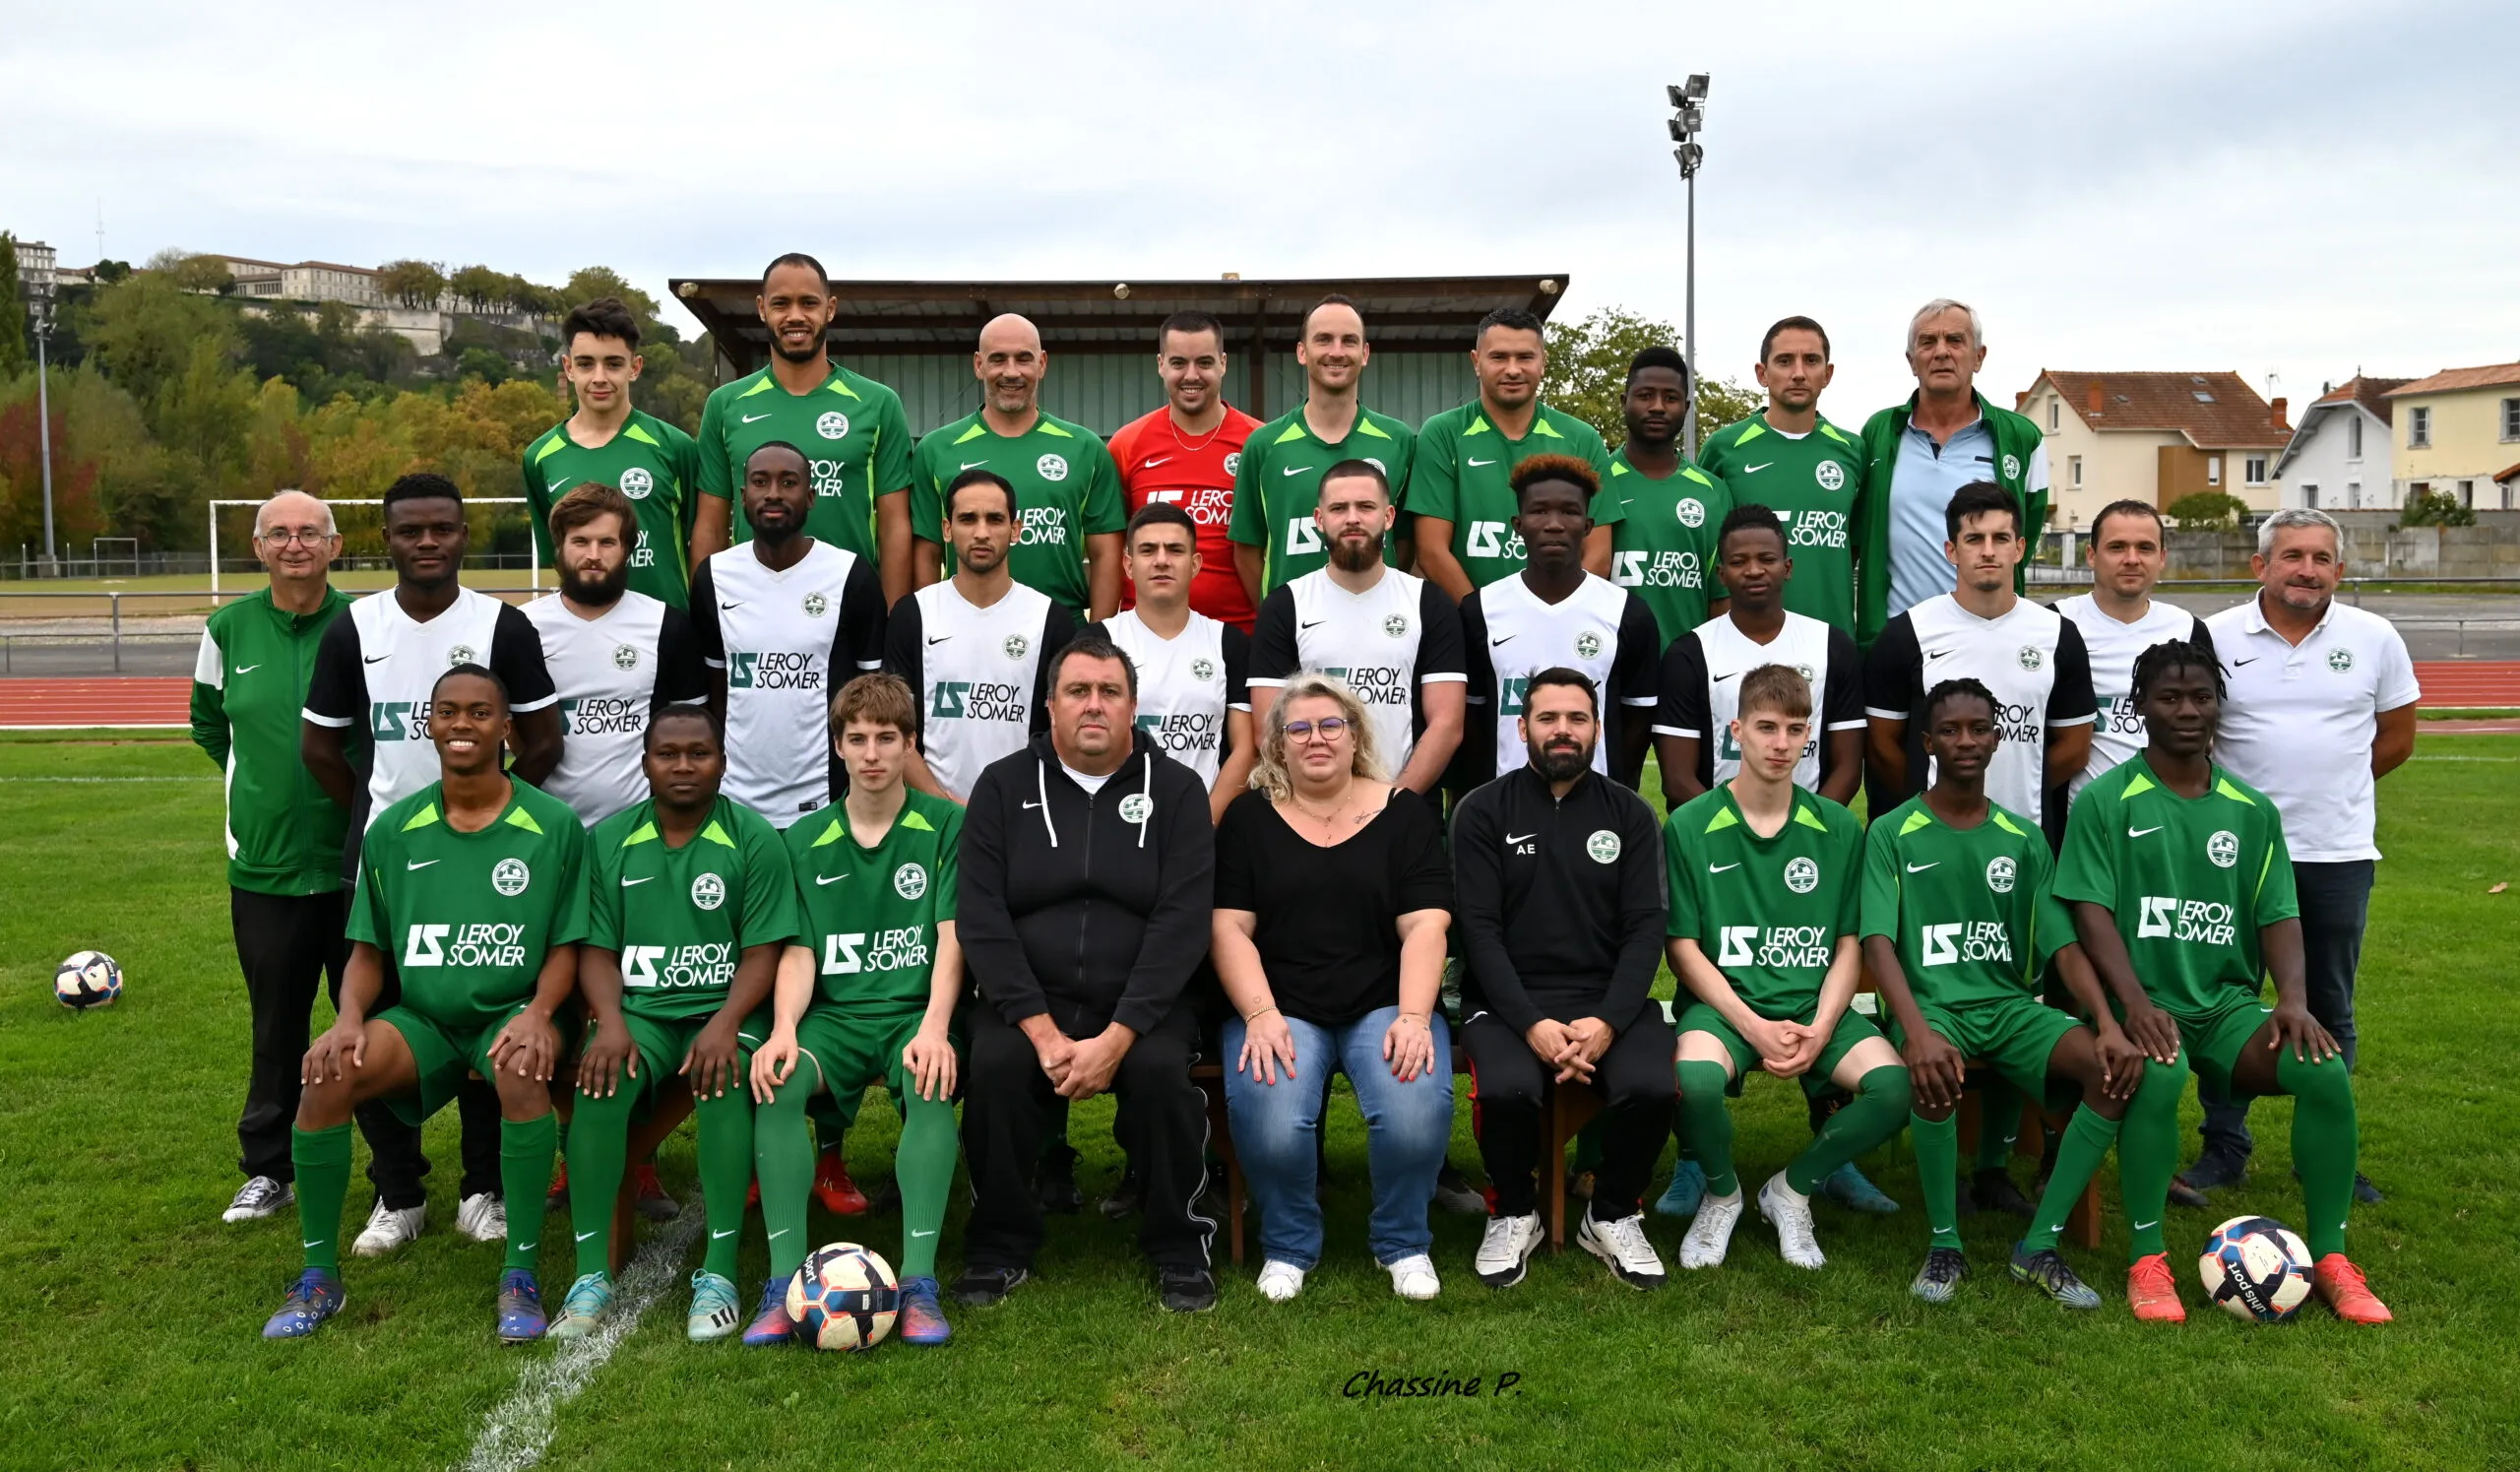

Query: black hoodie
left=959, top=728, right=1216, bottom=1037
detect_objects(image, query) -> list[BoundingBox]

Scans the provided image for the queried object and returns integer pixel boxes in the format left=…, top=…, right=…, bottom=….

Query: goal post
left=208, top=496, right=539, bottom=601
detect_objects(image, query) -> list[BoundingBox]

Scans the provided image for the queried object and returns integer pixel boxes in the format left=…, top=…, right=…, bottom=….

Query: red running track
left=4, top=664, right=2519, bottom=730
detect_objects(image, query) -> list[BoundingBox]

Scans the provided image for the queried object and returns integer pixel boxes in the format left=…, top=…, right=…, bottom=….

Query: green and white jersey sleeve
left=1696, top=414, right=1863, bottom=635
left=587, top=795, right=800, bottom=1022
left=1226, top=405, right=1416, bottom=591
left=347, top=780, right=590, bottom=1034
left=910, top=410, right=1124, bottom=616
left=1606, top=449, right=1732, bottom=645
left=784, top=790, right=964, bottom=1018
left=1407, top=402, right=1622, bottom=589
left=696, top=362, right=914, bottom=563
left=1858, top=795, right=2070, bottom=1010
left=2052, top=757, right=2300, bottom=1021
left=1664, top=784, right=1862, bottom=1017
left=521, top=410, right=704, bottom=608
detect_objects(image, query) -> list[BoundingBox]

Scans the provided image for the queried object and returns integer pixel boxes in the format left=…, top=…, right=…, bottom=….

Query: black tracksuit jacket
left=1451, top=764, right=1668, bottom=1033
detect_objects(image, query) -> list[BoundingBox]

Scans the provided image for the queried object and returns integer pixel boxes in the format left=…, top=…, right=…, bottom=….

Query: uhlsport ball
left=54, top=951, right=123, bottom=1010
left=2199, top=1215, right=2313, bottom=1322
left=787, top=1243, right=899, bottom=1351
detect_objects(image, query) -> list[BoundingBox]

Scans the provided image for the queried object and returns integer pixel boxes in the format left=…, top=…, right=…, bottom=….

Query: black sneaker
left=2179, top=1148, right=2248, bottom=1192
left=1101, top=1166, right=1140, bottom=1220
left=1910, top=1247, right=1969, bottom=1304
left=1971, top=1169, right=2038, bottom=1220
left=1035, top=1146, right=1083, bottom=1215
left=1158, top=1267, right=1218, bottom=1313
left=2166, top=1175, right=2210, bottom=1209
left=2009, top=1246, right=2102, bottom=1310
left=861, top=1177, right=902, bottom=1215
left=2354, top=1173, right=2385, bottom=1205
left=950, top=1265, right=1030, bottom=1308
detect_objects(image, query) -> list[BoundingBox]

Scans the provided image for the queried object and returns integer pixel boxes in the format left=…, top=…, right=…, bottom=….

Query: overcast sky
left=9, top=0, right=2516, bottom=417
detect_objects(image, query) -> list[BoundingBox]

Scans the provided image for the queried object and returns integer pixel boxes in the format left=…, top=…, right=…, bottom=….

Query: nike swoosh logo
left=1505, top=833, right=1537, bottom=845
left=1709, top=862, right=1740, bottom=873
left=1282, top=466, right=1309, bottom=477
left=235, top=664, right=261, bottom=673
left=303, top=1240, right=324, bottom=1248
left=2234, top=657, right=2260, bottom=667
left=1299, top=619, right=1327, bottom=630
left=1490, top=634, right=1516, bottom=646
left=926, top=634, right=951, bottom=645
left=622, top=875, right=653, bottom=886
left=1712, top=671, right=1738, bottom=682
left=961, top=460, right=989, bottom=471
left=1923, top=650, right=1952, bottom=661
left=513, top=1243, right=536, bottom=1251
left=769, top=1228, right=790, bottom=1240
left=364, top=654, right=389, bottom=665
left=1467, top=457, right=1496, bottom=468
left=1144, top=456, right=1171, bottom=467
left=816, top=872, right=850, bottom=885
left=408, top=860, right=438, bottom=869
left=912, top=1229, right=936, bottom=1238
left=741, top=413, right=773, bottom=423
left=722, top=601, right=744, bottom=609
left=1022, top=800, right=1043, bottom=810
left=1906, top=862, right=1937, bottom=872
left=2131, top=1219, right=2158, bottom=1231
left=1741, top=462, right=1773, bottom=474
left=712, top=1228, right=738, bottom=1240
left=576, top=1230, right=598, bottom=1243
left=2128, top=826, right=2163, bottom=838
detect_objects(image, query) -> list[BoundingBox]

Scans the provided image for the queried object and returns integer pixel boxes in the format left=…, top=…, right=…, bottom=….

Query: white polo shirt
left=2206, top=594, right=2419, bottom=864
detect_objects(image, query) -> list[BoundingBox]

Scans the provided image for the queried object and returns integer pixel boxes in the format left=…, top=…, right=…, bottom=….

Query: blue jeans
left=1222, top=1006, right=1453, bottom=1269
left=2199, top=859, right=2373, bottom=1162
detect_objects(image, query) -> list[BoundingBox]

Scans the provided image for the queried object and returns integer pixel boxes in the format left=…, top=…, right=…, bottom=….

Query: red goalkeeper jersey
left=1107, top=404, right=1263, bottom=630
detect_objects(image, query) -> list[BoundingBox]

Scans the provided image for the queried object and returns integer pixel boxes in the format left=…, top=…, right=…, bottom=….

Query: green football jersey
left=1406, top=401, right=1620, bottom=589
left=785, top=790, right=964, bottom=1016
left=2052, top=755, right=2299, bottom=1021
left=1606, top=448, right=1732, bottom=645
left=587, top=795, right=800, bottom=1022
left=1858, top=795, right=2072, bottom=1010
left=1225, top=404, right=1417, bottom=591
left=347, top=780, right=590, bottom=1034
left=521, top=410, right=703, bottom=609
left=1695, top=414, right=1863, bottom=635
left=910, top=410, right=1123, bottom=616
left=696, top=361, right=914, bottom=562
left=1664, top=783, right=1862, bottom=1016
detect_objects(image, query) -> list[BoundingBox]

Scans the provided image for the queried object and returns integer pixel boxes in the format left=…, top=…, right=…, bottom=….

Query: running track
left=7, top=665, right=2520, bottom=730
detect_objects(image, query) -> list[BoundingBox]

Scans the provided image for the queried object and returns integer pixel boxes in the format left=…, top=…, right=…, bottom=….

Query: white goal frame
left=208, top=497, right=539, bottom=598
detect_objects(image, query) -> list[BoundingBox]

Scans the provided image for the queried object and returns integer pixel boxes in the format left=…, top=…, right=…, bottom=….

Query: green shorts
left=1676, top=1001, right=1885, bottom=1099
left=787, top=1008, right=961, bottom=1103
left=1891, top=994, right=2084, bottom=1110
left=607, top=1009, right=764, bottom=1105
left=376, top=1002, right=545, bottom=1127
left=2172, top=991, right=2276, bottom=1099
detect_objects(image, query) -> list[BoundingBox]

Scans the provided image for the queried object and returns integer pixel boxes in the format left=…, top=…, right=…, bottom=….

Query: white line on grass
left=457, top=1212, right=703, bottom=1472
left=2408, top=755, right=2519, bottom=762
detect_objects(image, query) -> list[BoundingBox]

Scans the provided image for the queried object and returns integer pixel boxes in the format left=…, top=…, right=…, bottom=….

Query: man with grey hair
left=191, top=491, right=361, bottom=1224
left=2188, top=507, right=2417, bottom=1203
left=1854, top=299, right=2049, bottom=647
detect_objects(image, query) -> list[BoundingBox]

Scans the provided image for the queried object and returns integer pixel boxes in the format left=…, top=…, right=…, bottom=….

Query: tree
left=2165, top=491, right=2249, bottom=530
left=2400, top=487, right=2477, bottom=528
left=561, top=266, right=661, bottom=325
left=1544, top=304, right=1761, bottom=451
left=0, top=233, right=27, bottom=381
left=87, top=273, right=241, bottom=411
left=150, top=250, right=236, bottom=295
left=377, top=259, right=446, bottom=310
left=449, top=265, right=507, bottom=315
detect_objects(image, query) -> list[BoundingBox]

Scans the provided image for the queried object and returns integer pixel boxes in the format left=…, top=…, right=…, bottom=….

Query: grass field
left=3, top=736, right=2516, bottom=1469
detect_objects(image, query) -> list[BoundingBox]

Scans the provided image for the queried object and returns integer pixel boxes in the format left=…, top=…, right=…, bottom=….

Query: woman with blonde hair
left=1213, top=672, right=1454, bottom=1303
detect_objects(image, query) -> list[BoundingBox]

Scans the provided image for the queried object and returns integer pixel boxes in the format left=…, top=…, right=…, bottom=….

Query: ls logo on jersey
left=404, top=923, right=525, bottom=969
left=823, top=928, right=929, bottom=975
left=619, top=467, right=655, bottom=500
left=370, top=701, right=429, bottom=742
left=1783, top=856, right=1820, bottom=894
left=817, top=411, right=850, bottom=440
left=729, top=652, right=823, bottom=690
left=1465, top=522, right=1527, bottom=562
left=1616, top=549, right=1704, bottom=592
left=1775, top=508, right=1849, bottom=550
left=893, top=863, right=927, bottom=900
left=1985, top=856, right=2016, bottom=893
left=1922, top=922, right=2013, bottom=968
left=1586, top=830, right=1621, bottom=864
left=1037, top=453, right=1069, bottom=482
left=491, top=858, right=531, bottom=896
left=691, top=872, right=726, bottom=910
left=1718, top=925, right=1832, bottom=969
left=2207, top=830, right=2239, bottom=868
left=929, top=682, right=1024, bottom=721
left=2139, top=896, right=2237, bottom=945
left=624, top=942, right=734, bottom=990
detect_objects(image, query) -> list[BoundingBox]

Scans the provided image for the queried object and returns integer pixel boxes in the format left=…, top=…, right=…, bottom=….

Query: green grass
left=3, top=736, right=2517, bottom=1469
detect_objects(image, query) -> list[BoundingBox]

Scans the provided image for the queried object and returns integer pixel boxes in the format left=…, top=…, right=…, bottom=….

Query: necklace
left=1288, top=783, right=1355, bottom=832
left=1167, top=409, right=1228, bottom=455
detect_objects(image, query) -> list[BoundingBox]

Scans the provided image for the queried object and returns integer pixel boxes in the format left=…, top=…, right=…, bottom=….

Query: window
left=2348, top=415, right=2363, bottom=459
left=2459, top=480, right=2474, bottom=508
left=2503, top=398, right=2520, bottom=441
left=2048, top=398, right=2059, bottom=431
left=2302, top=484, right=2319, bottom=508
left=2347, top=481, right=2362, bottom=508
left=2207, top=456, right=2222, bottom=486
left=2068, top=455, right=2083, bottom=488
left=2410, top=407, right=2431, bottom=448
left=2245, top=456, right=2268, bottom=485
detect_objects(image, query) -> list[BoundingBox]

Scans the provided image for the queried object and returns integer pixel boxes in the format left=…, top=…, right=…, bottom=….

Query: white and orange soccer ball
left=2199, top=1215, right=2313, bottom=1322
left=787, top=1243, right=899, bottom=1351
left=54, top=951, right=122, bottom=1010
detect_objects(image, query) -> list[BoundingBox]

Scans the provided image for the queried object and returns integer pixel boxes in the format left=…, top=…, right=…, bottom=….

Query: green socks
left=500, top=1113, right=557, bottom=1273
left=1975, top=1081, right=2026, bottom=1172
left=1912, top=1112, right=1961, bottom=1249
left=1787, top=1066, right=1911, bottom=1195
left=2026, top=1105, right=2120, bottom=1251
left=693, top=1085, right=755, bottom=1281
left=756, top=1069, right=819, bottom=1281
left=292, top=1123, right=354, bottom=1272
left=566, top=1084, right=637, bottom=1280
left=2117, top=1056, right=2189, bottom=1260
left=1675, top=1060, right=1739, bottom=1197
left=896, top=1090, right=960, bottom=1279
left=2277, top=1049, right=2359, bottom=1259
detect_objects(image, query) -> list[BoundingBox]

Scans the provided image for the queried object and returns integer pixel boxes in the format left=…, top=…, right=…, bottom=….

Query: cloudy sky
left=8, top=0, right=2515, bottom=416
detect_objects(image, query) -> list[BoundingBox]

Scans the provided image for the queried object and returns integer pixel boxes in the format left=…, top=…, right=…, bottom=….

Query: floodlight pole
left=1668, top=74, right=1710, bottom=458
left=33, top=304, right=57, bottom=576
left=1685, top=169, right=1697, bottom=458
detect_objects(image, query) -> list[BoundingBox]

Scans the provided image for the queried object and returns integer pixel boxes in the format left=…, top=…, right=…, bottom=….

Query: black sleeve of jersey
left=2049, top=617, right=2099, bottom=724
left=1249, top=584, right=1298, bottom=682
left=1220, top=622, right=1251, bottom=709
left=653, top=607, right=711, bottom=712
left=884, top=594, right=925, bottom=739
left=1456, top=591, right=1496, bottom=785
left=1822, top=626, right=1863, bottom=730
left=687, top=560, right=724, bottom=666
left=1417, top=578, right=1467, bottom=679
left=1449, top=785, right=1542, bottom=1035
left=1602, top=791, right=1670, bottom=1030
left=1457, top=592, right=1491, bottom=701
left=1032, top=604, right=1077, bottom=739
left=1611, top=593, right=1663, bottom=707
left=1862, top=612, right=1922, bottom=719
left=304, top=608, right=368, bottom=724
left=489, top=603, right=558, bottom=711
left=838, top=556, right=887, bottom=673
left=1654, top=632, right=1711, bottom=736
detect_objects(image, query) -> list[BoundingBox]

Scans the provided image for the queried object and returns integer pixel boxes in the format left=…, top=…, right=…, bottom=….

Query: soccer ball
left=2199, top=1215, right=2313, bottom=1322
left=787, top=1242, right=899, bottom=1351
left=54, top=951, right=122, bottom=1010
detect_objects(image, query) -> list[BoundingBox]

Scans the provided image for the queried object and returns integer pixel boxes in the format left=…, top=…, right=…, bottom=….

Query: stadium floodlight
left=1666, top=74, right=1712, bottom=454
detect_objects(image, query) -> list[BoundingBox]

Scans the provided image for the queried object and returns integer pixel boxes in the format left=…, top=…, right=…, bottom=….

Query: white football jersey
left=888, top=579, right=1068, bottom=801
left=1653, top=610, right=1862, bottom=791
left=2054, top=594, right=2209, bottom=803
left=1097, top=609, right=1247, bottom=789
left=1247, top=567, right=1465, bottom=776
left=302, top=587, right=557, bottom=814
left=523, top=591, right=707, bottom=826
left=1461, top=572, right=1662, bottom=781
left=693, top=541, right=884, bottom=827
left=1863, top=594, right=2097, bottom=826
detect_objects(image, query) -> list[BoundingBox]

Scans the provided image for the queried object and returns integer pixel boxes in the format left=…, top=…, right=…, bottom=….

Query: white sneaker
left=1256, top=1260, right=1306, bottom=1302
left=350, top=1197, right=426, bottom=1256
left=1576, top=1209, right=1668, bottom=1289
left=222, top=1176, right=293, bottom=1223
left=1474, top=1212, right=1544, bottom=1288
left=1679, top=1189, right=1742, bottom=1269
left=1386, top=1253, right=1441, bottom=1300
left=1757, top=1171, right=1826, bottom=1269
left=456, top=1191, right=507, bottom=1244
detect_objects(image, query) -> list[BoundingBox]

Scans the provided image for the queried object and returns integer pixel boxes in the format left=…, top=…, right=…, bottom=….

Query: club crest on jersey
left=1815, top=460, right=1846, bottom=491
left=893, top=863, right=928, bottom=900
left=1796, top=664, right=1815, bottom=682
left=1192, top=658, right=1217, bottom=681
left=2017, top=645, right=2045, bottom=672
left=1223, top=452, right=1241, bottom=477
left=816, top=411, right=850, bottom=440
left=1037, top=453, right=1069, bottom=482
left=2207, top=829, right=2239, bottom=868
left=613, top=644, right=639, bottom=671
left=448, top=645, right=477, bottom=667
left=1003, top=633, right=1030, bottom=661
left=1118, top=793, right=1154, bottom=824
left=1586, top=829, right=1621, bottom=864
left=2327, top=648, right=2355, bottom=673
left=2001, top=454, right=2022, bottom=481
left=1783, top=856, right=1819, bottom=894
left=491, top=858, right=531, bottom=897
left=1676, top=498, right=1706, bottom=528
left=1382, top=614, right=1409, bottom=639
left=619, top=467, right=654, bottom=500
left=1985, top=856, right=2016, bottom=893
left=801, top=592, right=829, bottom=618
left=1575, top=632, right=1604, bottom=660
left=691, top=871, right=726, bottom=910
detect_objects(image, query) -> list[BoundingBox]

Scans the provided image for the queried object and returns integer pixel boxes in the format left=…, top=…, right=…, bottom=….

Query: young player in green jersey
left=1694, top=317, right=1863, bottom=636
left=1862, top=677, right=2176, bottom=1308
left=1227, top=294, right=1417, bottom=598
left=2056, top=639, right=2393, bottom=1324
left=910, top=313, right=1125, bottom=620
left=1607, top=345, right=1730, bottom=645
left=1408, top=308, right=1619, bottom=599
left=690, top=254, right=916, bottom=603
left=521, top=297, right=705, bottom=608
left=264, top=666, right=588, bottom=1342
left=548, top=705, right=800, bottom=1343
left=1667, top=664, right=1911, bottom=1271
left=746, top=673, right=965, bottom=1347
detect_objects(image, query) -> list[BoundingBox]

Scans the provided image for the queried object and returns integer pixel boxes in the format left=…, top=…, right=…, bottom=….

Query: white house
left=2272, top=376, right=2412, bottom=511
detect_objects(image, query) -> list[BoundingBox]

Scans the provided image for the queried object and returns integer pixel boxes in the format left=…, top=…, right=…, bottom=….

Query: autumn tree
left=1544, top=305, right=1760, bottom=451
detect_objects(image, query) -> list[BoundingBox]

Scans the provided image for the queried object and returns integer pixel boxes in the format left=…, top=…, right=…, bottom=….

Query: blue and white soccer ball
left=54, top=950, right=123, bottom=1010
left=787, top=1242, right=899, bottom=1351
left=2199, top=1215, right=2313, bottom=1322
